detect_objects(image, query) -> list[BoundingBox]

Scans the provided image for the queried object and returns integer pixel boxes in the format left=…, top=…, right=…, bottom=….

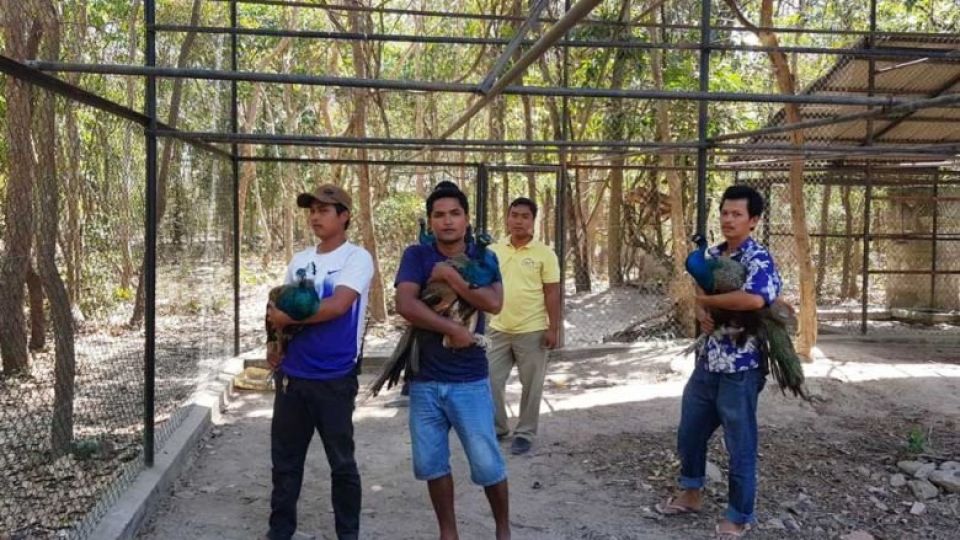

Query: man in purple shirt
left=394, top=181, right=511, bottom=540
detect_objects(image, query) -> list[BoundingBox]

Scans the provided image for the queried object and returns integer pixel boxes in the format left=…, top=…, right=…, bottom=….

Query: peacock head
left=418, top=217, right=435, bottom=246
left=475, top=231, right=493, bottom=248
left=690, top=233, right=708, bottom=251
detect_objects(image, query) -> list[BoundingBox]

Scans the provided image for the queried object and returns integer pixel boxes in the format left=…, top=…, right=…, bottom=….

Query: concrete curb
left=89, top=355, right=245, bottom=540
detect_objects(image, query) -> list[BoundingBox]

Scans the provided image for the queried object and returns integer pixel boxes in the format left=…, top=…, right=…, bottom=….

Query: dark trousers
left=677, top=364, right=765, bottom=525
left=268, top=373, right=361, bottom=540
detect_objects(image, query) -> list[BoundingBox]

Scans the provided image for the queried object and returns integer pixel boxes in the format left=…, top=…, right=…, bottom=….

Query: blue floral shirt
left=699, top=237, right=782, bottom=373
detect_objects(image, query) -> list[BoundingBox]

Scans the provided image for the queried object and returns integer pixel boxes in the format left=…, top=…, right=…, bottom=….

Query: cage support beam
left=32, top=61, right=939, bottom=107
left=143, top=0, right=157, bottom=470
left=149, top=24, right=960, bottom=60
left=0, top=55, right=229, bottom=158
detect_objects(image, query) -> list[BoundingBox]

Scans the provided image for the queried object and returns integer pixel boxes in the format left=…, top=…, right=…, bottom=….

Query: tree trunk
left=27, top=267, right=45, bottom=351
left=64, top=98, right=83, bottom=306
left=347, top=5, right=387, bottom=322
left=726, top=0, right=817, bottom=359
left=281, top=83, right=299, bottom=262
left=567, top=173, right=592, bottom=292
left=130, top=0, right=202, bottom=326
left=413, top=4, right=428, bottom=196
left=502, top=172, right=510, bottom=230
left=603, top=0, right=631, bottom=287
left=59, top=0, right=88, bottom=309
left=118, top=0, right=141, bottom=290
left=848, top=233, right=861, bottom=299
left=840, top=185, right=854, bottom=299
left=608, top=165, right=624, bottom=285
left=542, top=185, right=553, bottom=245
left=521, top=94, right=536, bottom=200
left=0, top=3, right=40, bottom=374
left=650, top=16, right=693, bottom=334
left=35, top=1, right=77, bottom=456
left=816, top=184, right=832, bottom=299
left=487, top=96, right=506, bottom=232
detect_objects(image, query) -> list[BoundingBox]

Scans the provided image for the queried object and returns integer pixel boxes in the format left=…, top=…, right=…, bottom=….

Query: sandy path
left=138, top=336, right=960, bottom=540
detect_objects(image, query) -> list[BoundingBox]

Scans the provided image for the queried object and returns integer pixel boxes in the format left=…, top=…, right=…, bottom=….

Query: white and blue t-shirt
left=281, top=242, right=374, bottom=380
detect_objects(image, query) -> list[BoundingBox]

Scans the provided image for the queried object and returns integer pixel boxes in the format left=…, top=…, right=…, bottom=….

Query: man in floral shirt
left=657, top=185, right=781, bottom=539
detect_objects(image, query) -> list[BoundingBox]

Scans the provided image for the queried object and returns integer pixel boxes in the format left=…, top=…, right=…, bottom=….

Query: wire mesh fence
left=0, top=97, right=235, bottom=537
left=555, top=165, right=692, bottom=346
left=3, top=0, right=960, bottom=537
left=743, top=167, right=960, bottom=336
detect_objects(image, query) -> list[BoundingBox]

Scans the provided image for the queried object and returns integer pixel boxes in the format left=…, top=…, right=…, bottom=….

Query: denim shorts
left=408, top=378, right=508, bottom=487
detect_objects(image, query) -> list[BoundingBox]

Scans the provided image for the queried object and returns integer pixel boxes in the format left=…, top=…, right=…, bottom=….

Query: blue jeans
left=409, top=379, right=507, bottom=487
left=677, top=364, right=765, bottom=525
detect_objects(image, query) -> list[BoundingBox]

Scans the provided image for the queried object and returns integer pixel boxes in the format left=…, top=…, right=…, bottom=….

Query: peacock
left=266, top=267, right=321, bottom=366
left=684, top=234, right=810, bottom=400
left=418, top=217, right=435, bottom=246
left=368, top=229, right=498, bottom=397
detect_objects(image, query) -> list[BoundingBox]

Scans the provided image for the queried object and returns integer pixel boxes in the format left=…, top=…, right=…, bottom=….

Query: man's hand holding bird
left=267, top=302, right=294, bottom=331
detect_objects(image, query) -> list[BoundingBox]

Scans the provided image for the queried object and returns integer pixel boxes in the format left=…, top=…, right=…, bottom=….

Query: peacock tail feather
left=760, top=316, right=811, bottom=401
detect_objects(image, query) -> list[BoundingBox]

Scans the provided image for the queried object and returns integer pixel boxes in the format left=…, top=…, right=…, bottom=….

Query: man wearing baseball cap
left=265, top=183, right=374, bottom=540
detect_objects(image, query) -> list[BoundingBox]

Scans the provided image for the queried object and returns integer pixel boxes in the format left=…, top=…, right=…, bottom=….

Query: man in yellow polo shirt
left=489, top=197, right=562, bottom=455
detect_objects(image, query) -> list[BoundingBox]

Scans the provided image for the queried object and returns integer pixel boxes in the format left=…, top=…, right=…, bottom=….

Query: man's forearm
left=399, top=297, right=463, bottom=335
left=444, top=273, right=502, bottom=313
left=299, top=301, right=350, bottom=325
left=698, top=290, right=765, bottom=311
left=544, top=284, right=561, bottom=330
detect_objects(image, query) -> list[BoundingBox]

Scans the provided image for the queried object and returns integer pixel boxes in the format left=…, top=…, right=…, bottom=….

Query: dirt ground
left=137, top=335, right=960, bottom=540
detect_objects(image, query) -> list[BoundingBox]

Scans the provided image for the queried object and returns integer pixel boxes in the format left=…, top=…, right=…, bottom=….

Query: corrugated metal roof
left=729, top=35, right=960, bottom=168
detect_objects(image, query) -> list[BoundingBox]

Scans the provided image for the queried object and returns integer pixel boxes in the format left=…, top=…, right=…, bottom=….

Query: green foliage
left=112, top=286, right=134, bottom=303
left=373, top=191, right=425, bottom=297
left=241, top=266, right=268, bottom=287
left=1, top=0, right=958, bottom=322
left=906, top=426, right=927, bottom=455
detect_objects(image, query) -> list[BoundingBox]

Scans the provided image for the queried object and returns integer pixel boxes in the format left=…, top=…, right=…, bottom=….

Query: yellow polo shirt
left=489, top=239, right=561, bottom=334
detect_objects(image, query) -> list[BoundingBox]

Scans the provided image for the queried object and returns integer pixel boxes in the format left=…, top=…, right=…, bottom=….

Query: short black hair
left=508, top=197, right=538, bottom=218
left=334, top=203, right=351, bottom=230
left=426, top=181, right=469, bottom=215
left=720, top=185, right=764, bottom=218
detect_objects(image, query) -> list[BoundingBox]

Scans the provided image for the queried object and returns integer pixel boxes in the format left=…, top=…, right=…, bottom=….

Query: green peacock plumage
left=265, top=268, right=322, bottom=365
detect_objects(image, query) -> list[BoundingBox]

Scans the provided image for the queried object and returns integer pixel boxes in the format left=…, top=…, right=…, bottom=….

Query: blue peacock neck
left=716, top=235, right=757, bottom=258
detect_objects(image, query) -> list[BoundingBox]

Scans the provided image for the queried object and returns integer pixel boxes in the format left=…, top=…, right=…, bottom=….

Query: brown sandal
left=654, top=497, right=701, bottom=516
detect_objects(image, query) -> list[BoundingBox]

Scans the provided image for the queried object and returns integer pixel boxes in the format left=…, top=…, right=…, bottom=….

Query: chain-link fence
left=553, top=165, right=693, bottom=347
left=0, top=78, right=237, bottom=536
left=742, top=166, right=960, bottom=336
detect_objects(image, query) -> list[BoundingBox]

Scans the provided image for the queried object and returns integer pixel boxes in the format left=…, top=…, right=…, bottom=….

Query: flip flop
left=654, top=497, right=701, bottom=516
left=714, top=523, right=752, bottom=539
